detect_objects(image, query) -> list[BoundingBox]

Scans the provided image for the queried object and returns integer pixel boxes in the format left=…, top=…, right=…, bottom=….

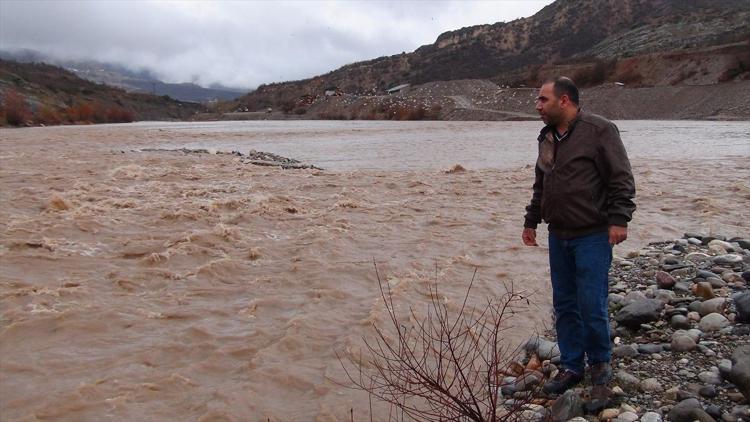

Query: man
left=522, top=77, right=636, bottom=394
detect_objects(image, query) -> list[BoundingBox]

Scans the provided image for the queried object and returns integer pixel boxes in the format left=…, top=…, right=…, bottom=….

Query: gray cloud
left=0, top=0, right=551, bottom=89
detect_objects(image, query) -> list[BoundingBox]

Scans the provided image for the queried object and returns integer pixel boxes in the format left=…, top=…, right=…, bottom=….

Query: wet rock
left=733, top=291, right=750, bottom=323
left=656, top=271, right=676, bottom=289
left=698, top=313, right=730, bottom=332
left=615, top=299, right=664, bottom=328
left=550, top=390, right=583, bottom=421
left=728, top=345, right=750, bottom=400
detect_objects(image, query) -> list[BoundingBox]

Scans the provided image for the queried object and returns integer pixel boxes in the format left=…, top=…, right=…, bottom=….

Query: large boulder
left=668, top=398, right=703, bottom=422
left=615, top=299, right=664, bottom=328
left=728, top=345, right=750, bottom=401
left=550, top=390, right=583, bottom=421
left=734, top=291, right=750, bottom=323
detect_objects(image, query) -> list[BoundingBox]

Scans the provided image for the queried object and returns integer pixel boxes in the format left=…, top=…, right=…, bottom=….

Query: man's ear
left=559, top=94, right=570, bottom=107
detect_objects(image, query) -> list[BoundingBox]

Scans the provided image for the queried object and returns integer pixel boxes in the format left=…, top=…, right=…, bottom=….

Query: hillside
left=225, top=0, right=750, bottom=118
left=0, top=59, right=204, bottom=126
left=0, top=49, right=247, bottom=103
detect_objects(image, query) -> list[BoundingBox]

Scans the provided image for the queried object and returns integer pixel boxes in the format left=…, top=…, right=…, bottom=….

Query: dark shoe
left=590, top=362, right=612, bottom=386
left=543, top=369, right=582, bottom=395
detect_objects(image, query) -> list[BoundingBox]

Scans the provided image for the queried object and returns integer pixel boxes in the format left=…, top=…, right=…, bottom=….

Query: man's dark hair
left=545, top=76, right=579, bottom=105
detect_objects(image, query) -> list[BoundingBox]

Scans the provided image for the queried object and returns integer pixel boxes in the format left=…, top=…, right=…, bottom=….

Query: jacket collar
left=537, top=109, right=583, bottom=142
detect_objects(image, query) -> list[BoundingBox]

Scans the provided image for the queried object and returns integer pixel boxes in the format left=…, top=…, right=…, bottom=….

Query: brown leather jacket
left=523, top=111, right=636, bottom=239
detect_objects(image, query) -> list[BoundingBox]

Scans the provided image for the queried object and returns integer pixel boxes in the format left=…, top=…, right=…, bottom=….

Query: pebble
left=698, top=370, right=722, bottom=385
left=693, top=281, right=716, bottom=300
left=655, top=271, right=675, bottom=289
left=686, top=252, right=711, bottom=262
left=713, top=254, right=743, bottom=264
left=699, top=297, right=728, bottom=316
left=641, top=378, right=663, bottom=392
left=699, top=385, right=718, bottom=398
left=640, top=411, right=662, bottom=422
left=614, top=343, right=640, bottom=358
left=638, top=343, right=663, bottom=354
left=600, top=408, right=621, bottom=420
left=698, top=313, right=730, bottom=332
left=670, top=314, right=691, bottom=330
left=617, top=411, right=639, bottom=422
left=615, top=370, right=641, bottom=393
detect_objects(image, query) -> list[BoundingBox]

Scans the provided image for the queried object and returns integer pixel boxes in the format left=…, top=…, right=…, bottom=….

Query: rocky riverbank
left=501, top=234, right=749, bottom=421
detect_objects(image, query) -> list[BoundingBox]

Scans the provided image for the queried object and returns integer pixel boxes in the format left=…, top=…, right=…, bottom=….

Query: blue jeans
left=548, top=231, right=612, bottom=375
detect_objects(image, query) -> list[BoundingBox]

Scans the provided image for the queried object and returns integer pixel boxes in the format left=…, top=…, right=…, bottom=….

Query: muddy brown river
left=1, top=121, right=748, bottom=420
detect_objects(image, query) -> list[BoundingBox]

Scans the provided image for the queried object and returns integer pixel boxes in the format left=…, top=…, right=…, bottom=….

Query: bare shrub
left=2, top=90, right=32, bottom=126
left=35, top=106, right=63, bottom=125
left=65, top=102, right=94, bottom=123
left=106, top=106, right=135, bottom=123
left=337, top=265, right=536, bottom=421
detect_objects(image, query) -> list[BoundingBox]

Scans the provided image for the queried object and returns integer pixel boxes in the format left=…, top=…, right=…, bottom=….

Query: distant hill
left=0, top=59, right=204, bottom=126
left=0, top=49, right=248, bottom=103
left=228, top=0, right=750, bottom=113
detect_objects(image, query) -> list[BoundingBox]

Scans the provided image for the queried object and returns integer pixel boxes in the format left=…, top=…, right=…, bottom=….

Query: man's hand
left=522, top=228, right=538, bottom=246
left=609, top=225, right=627, bottom=245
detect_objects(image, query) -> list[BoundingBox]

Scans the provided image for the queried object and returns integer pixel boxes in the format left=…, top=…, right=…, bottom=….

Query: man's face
left=535, top=83, right=563, bottom=126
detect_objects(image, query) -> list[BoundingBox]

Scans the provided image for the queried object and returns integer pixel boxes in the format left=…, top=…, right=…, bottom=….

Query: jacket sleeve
left=598, top=122, right=636, bottom=227
left=524, top=163, right=544, bottom=229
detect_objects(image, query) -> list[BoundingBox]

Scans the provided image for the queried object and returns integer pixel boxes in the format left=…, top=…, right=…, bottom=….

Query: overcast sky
left=0, top=0, right=552, bottom=89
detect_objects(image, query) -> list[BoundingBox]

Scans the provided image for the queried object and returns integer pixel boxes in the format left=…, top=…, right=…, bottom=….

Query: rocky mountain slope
left=226, top=0, right=750, bottom=116
left=0, top=59, right=203, bottom=126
